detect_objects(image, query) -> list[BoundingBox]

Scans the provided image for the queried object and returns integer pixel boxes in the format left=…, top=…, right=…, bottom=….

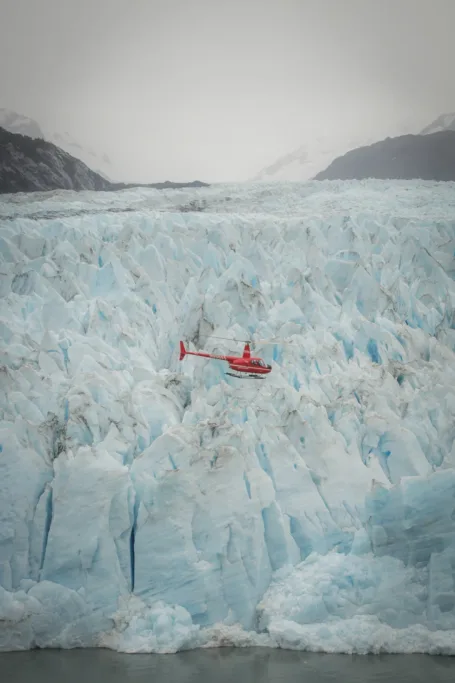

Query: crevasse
left=0, top=180, right=455, bottom=654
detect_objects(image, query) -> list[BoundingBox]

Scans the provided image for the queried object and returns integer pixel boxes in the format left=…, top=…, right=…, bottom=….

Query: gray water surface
left=2, top=648, right=455, bottom=683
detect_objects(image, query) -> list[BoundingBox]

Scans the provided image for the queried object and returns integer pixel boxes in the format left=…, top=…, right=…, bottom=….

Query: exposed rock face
left=0, top=127, right=209, bottom=194
left=0, top=127, right=112, bottom=193
left=315, top=131, right=455, bottom=182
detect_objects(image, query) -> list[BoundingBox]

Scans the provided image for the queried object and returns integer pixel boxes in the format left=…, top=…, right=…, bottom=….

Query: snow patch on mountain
left=421, top=113, right=455, bottom=135
left=0, top=109, right=44, bottom=140
left=47, top=131, right=113, bottom=180
left=253, top=136, right=371, bottom=182
left=254, top=114, right=450, bottom=182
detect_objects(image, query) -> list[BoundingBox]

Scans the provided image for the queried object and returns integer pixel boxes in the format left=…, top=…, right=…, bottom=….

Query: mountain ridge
left=314, top=130, right=455, bottom=182
left=254, top=112, right=455, bottom=182
left=0, top=108, right=113, bottom=180
left=0, top=126, right=208, bottom=194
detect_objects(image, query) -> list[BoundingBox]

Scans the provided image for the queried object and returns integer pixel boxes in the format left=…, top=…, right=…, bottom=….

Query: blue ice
left=1, top=180, right=455, bottom=654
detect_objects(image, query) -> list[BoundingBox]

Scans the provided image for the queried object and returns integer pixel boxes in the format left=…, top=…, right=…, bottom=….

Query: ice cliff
left=0, top=180, right=455, bottom=654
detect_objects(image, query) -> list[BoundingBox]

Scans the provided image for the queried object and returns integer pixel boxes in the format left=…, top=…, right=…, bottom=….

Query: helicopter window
left=258, top=360, right=265, bottom=367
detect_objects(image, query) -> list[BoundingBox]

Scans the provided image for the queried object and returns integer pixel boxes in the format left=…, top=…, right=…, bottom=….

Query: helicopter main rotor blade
left=199, top=335, right=253, bottom=344
left=199, top=334, right=299, bottom=348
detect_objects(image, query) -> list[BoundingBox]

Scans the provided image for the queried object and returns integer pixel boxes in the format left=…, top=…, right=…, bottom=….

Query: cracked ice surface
left=1, top=180, right=455, bottom=653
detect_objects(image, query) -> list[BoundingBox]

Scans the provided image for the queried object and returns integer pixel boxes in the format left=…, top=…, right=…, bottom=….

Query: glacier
left=0, top=180, right=455, bottom=654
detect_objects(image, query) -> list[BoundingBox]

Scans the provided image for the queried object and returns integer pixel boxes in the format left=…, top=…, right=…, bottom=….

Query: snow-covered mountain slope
left=0, top=108, right=44, bottom=139
left=47, top=130, right=113, bottom=181
left=0, top=109, right=113, bottom=180
left=1, top=180, right=455, bottom=654
left=253, top=136, right=374, bottom=182
left=421, top=113, right=455, bottom=135
left=254, top=111, right=453, bottom=183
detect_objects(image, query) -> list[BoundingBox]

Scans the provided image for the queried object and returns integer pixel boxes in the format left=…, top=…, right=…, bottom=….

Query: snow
left=254, top=114, right=448, bottom=183
left=253, top=135, right=374, bottom=182
left=46, top=130, right=113, bottom=181
left=252, top=121, right=416, bottom=182
left=1, top=179, right=455, bottom=654
left=421, top=113, right=455, bottom=136
left=0, top=109, right=44, bottom=139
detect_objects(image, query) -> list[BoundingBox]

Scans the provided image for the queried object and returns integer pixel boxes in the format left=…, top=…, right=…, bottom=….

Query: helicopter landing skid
left=226, top=372, right=265, bottom=380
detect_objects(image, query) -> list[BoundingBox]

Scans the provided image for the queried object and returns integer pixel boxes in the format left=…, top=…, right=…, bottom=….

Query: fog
left=1, top=0, right=454, bottom=182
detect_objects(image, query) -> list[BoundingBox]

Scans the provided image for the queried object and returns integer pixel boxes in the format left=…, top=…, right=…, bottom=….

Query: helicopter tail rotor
left=179, top=341, right=187, bottom=360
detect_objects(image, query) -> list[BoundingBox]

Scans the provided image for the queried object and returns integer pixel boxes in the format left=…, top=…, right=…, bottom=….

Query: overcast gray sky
left=1, top=0, right=454, bottom=182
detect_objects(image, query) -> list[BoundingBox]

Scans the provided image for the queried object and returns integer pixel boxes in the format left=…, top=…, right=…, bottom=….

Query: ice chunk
left=100, top=596, right=200, bottom=653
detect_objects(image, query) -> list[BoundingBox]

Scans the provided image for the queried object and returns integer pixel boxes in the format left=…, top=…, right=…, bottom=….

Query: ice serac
left=1, top=180, right=455, bottom=654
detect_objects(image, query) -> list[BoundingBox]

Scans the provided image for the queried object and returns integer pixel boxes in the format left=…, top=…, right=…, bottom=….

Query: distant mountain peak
left=0, top=126, right=112, bottom=193
left=254, top=112, right=455, bottom=183
left=253, top=134, right=379, bottom=182
left=420, top=113, right=455, bottom=135
left=314, top=130, right=455, bottom=182
left=0, top=126, right=209, bottom=194
left=0, top=108, right=44, bottom=139
left=0, top=108, right=113, bottom=180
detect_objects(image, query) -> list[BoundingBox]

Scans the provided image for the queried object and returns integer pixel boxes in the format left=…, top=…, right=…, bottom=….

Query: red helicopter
left=179, top=339, right=272, bottom=379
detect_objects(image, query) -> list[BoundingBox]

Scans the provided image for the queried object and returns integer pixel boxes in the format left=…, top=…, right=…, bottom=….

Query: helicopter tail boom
left=179, top=341, right=230, bottom=362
